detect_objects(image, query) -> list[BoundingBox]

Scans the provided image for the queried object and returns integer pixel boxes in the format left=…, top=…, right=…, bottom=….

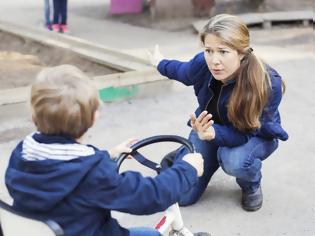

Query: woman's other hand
left=190, top=111, right=215, bottom=141
left=147, top=44, right=164, bottom=67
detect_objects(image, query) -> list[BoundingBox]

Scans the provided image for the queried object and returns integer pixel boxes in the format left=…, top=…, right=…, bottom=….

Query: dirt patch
left=0, top=51, right=42, bottom=90
left=0, top=31, right=120, bottom=90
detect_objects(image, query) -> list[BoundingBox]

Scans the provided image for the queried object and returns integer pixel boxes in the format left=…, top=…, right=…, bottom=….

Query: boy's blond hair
left=31, top=65, right=100, bottom=139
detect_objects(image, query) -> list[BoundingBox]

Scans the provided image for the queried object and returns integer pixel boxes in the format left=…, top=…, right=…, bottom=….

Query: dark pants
left=53, top=0, right=67, bottom=25
left=175, top=130, right=278, bottom=206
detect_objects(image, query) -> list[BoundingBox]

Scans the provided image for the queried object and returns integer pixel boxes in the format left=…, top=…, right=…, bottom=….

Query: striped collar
left=22, top=133, right=95, bottom=161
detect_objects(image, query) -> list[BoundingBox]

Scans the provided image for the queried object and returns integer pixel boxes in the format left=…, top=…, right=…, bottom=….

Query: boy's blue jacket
left=5, top=133, right=198, bottom=236
left=158, top=52, right=288, bottom=147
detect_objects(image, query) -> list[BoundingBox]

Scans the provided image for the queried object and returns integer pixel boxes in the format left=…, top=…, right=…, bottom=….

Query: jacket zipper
left=216, top=85, right=224, bottom=124
left=205, top=92, right=214, bottom=111
left=205, top=83, right=225, bottom=124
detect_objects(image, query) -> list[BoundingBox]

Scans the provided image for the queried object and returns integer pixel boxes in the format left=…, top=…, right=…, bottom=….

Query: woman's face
left=203, top=34, right=243, bottom=83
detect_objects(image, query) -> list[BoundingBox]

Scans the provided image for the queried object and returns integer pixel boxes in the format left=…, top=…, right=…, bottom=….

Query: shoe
left=194, top=233, right=211, bottom=236
left=241, top=186, right=263, bottom=211
left=60, top=24, right=68, bottom=33
left=45, top=23, right=52, bottom=30
left=52, top=24, right=60, bottom=32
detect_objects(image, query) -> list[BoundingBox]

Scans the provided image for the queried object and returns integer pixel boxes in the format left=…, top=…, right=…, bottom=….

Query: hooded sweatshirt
left=5, top=133, right=198, bottom=236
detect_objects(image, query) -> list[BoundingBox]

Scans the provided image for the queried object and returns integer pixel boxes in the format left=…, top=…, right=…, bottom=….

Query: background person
left=52, top=0, right=68, bottom=33
left=44, top=0, right=52, bottom=30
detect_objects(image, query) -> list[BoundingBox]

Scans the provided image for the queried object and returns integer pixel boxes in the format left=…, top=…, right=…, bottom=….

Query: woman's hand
left=147, top=44, right=164, bottom=67
left=109, top=138, right=138, bottom=160
left=190, top=111, right=215, bottom=141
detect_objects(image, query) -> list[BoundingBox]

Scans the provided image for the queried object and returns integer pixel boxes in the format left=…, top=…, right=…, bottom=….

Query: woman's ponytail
left=228, top=50, right=271, bottom=132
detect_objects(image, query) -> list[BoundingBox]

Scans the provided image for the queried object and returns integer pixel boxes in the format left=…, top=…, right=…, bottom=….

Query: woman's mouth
left=212, top=69, right=222, bottom=75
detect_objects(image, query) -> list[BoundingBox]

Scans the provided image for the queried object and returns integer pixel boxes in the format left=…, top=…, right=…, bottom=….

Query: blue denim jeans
left=218, top=135, right=278, bottom=193
left=53, top=0, right=68, bottom=24
left=129, top=227, right=162, bottom=236
left=175, top=130, right=278, bottom=206
left=44, top=0, right=51, bottom=25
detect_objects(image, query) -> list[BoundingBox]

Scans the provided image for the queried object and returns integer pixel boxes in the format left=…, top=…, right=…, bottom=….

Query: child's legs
left=129, top=227, right=162, bottom=236
left=60, top=0, right=67, bottom=25
left=217, top=137, right=278, bottom=193
left=53, top=0, right=60, bottom=24
left=44, top=0, right=51, bottom=25
left=176, top=130, right=220, bottom=206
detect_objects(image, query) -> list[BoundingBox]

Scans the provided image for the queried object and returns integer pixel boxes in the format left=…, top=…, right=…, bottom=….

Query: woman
left=150, top=14, right=288, bottom=211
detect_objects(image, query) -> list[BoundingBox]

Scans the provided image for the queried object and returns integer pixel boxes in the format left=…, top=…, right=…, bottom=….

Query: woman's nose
left=211, top=55, right=220, bottom=65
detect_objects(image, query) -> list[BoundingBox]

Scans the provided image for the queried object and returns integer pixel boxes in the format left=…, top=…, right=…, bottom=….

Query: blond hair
left=31, top=65, right=100, bottom=139
left=200, top=14, right=281, bottom=132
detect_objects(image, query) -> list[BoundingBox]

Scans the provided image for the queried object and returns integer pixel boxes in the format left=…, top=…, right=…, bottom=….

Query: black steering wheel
left=116, top=135, right=195, bottom=173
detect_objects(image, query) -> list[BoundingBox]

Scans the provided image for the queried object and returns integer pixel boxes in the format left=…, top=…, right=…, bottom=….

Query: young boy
left=5, top=65, right=204, bottom=236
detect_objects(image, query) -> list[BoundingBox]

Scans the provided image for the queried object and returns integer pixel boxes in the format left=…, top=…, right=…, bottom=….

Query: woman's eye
left=220, top=50, right=228, bottom=55
left=205, top=49, right=212, bottom=54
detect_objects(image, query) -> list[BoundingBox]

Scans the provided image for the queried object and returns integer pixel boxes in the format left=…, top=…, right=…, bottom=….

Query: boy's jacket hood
left=5, top=133, right=102, bottom=212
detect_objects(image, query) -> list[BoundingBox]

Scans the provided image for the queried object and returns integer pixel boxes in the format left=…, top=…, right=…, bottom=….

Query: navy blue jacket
left=5, top=133, right=198, bottom=236
left=158, top=52, right=288, bottom=147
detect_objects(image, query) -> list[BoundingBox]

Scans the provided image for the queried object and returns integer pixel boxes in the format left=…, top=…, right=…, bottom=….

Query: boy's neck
left=76, top=137, right=83, bottom=143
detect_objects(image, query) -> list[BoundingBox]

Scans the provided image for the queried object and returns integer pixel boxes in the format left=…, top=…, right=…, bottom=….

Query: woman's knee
left=217, top=147, right=244, bottom=176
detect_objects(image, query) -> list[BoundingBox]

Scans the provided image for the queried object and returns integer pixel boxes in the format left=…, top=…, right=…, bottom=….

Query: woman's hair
left=31, top=65, right=100, bottom=139
left=200, top=14, right=283, bottom=132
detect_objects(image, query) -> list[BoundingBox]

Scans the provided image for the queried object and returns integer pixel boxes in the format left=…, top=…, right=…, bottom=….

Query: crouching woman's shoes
left=241, top=186, right=263, bottom=211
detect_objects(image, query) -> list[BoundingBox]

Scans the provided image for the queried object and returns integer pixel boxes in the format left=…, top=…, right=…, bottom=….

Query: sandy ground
left=0, top=31, right=119, bottom=90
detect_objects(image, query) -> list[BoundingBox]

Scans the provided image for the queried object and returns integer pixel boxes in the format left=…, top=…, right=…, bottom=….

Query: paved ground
left=0, top=1, right=314, bottom=236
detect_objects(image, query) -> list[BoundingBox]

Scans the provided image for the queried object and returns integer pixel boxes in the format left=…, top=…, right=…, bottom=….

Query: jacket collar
left=208, top=74, right=236, bottom=88
left=32, top=132, right=78, bottom=144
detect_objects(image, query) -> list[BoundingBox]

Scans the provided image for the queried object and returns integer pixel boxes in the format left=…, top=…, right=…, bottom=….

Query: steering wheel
left=116, top=135, right=195, bottom=173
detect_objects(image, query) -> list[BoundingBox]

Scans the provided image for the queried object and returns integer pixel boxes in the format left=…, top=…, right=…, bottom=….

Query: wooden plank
left=0, top=69, right=166, bottom=106
left=0, top=20, right=150, bottom=72
left=0, top=86, right=30, bottom=106
left=192, top=10, right=313, bottom=33
left=263, top=10, right=313, bottom=22
left=92, top=69, right=165, bottom=88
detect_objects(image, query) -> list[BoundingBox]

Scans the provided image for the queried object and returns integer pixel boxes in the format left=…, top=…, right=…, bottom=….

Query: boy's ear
left=92, top=110, right=100, bottom=125
left=32, top=114, right=38, bottom=126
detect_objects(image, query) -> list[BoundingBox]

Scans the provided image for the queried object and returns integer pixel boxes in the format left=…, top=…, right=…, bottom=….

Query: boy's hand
left=190, top=111, right=215, bottom=141
left=147, top=44, right=164, bottom=67
left=109, top=138, right=138, bottom=160
left=182, top=153, right=204, bottom=177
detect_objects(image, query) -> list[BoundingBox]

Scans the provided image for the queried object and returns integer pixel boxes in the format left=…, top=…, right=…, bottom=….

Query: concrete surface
left=0, top=1, right=314, bottom=236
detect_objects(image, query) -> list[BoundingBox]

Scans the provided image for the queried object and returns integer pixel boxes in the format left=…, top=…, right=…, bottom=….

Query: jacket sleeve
left=157, top=52, right=208, bottom=86
left=87, top=157, right=198, bottom=215
left=212, top=123, right=253, bottom=147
